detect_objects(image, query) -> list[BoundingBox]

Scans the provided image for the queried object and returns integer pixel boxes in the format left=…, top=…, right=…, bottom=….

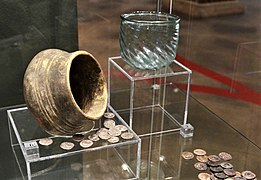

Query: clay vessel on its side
left=23, top=49, right=107, bottom=136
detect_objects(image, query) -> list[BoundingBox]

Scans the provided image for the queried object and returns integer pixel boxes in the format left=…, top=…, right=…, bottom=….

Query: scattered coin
left=198, top=172, right=211, bottom=180
left=196, top=155, right=209, bottom=163
left=194, top=162, right=208, bottom=171
left=104, top=112, right=115, bottom=119
left=72, top=134, right=85, bottom=142
left=121, top=132, right=134, bottom=140
left=218, top=152, right=232, bottom=161
left=210, top=174, right=218, bottom=180
left=88, top=133, right=100, bottom=142
left=60, top=142, right=74, bottom=150
left=98, top=131, right=111, bottom=140
left=208, top=155, right=221, bottom=163
left=214, top=172, right=228, bottom=179
left=107, top=136, right=119, bottom=143
left=224, top=178, right=234, bottom=180
left=210, top=166, right=223, bottom=173
left=220, top=162, right=233, bottom=169
left=96, top=128, right=108, bottom=135
left=108, top=127, right=121, bottom=137
left=115, top=124, right=128, bottom=132
left=104, top=119, right=116, bottom=129
left=224, top=169, right=236, bottom=177
left=38, top=138, right=53, bottom=146
left=207, top=161, right=220, bottom=167
left=181, top=151, right=194, bottom=160
left=241, top=170, right=256, bottom=179
left=193, top=149, right=207, bottom=156
left=235, top=171, right=242, bottom=177
left=80, top=139, right=93, bottom=148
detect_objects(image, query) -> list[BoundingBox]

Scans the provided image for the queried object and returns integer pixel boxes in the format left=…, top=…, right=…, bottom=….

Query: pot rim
left=120, top=11, right=180, bottom=24
left=67, top=50, right=107, bottom=120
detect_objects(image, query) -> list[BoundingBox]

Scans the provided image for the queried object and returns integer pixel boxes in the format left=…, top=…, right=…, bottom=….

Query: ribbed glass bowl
left=120, top=11, right=180, bottom=70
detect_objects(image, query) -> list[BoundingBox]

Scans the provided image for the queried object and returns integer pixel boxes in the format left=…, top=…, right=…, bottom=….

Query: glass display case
left=0, top=0, right=260, bottom=179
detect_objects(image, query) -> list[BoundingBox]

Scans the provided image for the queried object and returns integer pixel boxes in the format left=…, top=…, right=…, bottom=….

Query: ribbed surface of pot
left=23, top=49, right=108, bottom=136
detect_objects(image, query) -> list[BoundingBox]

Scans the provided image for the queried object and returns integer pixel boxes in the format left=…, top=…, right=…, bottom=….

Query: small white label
left=23, top=141, right=39, bottom=160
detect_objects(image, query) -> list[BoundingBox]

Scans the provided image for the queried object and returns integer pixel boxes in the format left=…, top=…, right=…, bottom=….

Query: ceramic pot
left=23, top=49, right=107, bottom=136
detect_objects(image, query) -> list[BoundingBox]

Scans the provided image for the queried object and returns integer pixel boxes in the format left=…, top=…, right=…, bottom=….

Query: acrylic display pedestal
left=108, top=56, right=194, bottom=138
left=7, top=106, right=141, bottom=180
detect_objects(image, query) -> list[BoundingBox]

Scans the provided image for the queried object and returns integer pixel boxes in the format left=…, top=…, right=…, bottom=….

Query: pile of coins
left=37, top=111, right=135, bottom=151
left=181, top=148, right=257, bottom=180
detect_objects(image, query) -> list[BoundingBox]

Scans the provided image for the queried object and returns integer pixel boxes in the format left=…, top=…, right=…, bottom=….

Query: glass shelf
left=7, top=106, right=141, bottom=180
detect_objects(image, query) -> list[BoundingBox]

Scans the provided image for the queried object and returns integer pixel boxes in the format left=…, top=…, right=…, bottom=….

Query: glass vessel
left=120, top=11, right=180, bottom=70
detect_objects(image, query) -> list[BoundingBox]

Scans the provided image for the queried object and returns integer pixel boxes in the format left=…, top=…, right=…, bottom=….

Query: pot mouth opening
left=69, top=53, right=107, bottom=119
left=121, top=11, right=180, bottom=24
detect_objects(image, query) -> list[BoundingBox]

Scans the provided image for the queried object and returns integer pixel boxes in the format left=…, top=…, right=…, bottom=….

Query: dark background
left=0, top=0, right=78, bottom=107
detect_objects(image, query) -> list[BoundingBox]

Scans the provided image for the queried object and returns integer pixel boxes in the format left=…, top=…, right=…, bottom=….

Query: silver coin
left=80, top=139, right=93, bottom=148
left=241, top=170, right=256, bottom=179
left=218, top=152, right=232, bottom=161
left=198, top=172, right=211, bottom=180
left=104, top=112, right=115, bottom=119
left=210, top=174, right=218, bottom=180
left=235, top=171, right=242, bottom=177
left=208, top=155, right=221, bottom=162
left=72, top=134, right=85, bottom=142
left=196, top=155, right=208, bottom=163
left=104, top=119, right=116, bottom=129
left=121, top=132, right=134, bottom=140
left=220, top=162, right=233, bottom=169
left=38, top=138, right=53, bottom=146
left=194, top=162, right=208, bottom=171
left=88, top=133, right=100, bottom=142
left=96, top=128, right=108, bottom=135
left=207, top=160, right=220, bottom=167
left=60, top=142, right=75, bottom=150
left=214, top=172, right=228, bottom=179
left=115, top=124, right=128, bottom=132
left=181, top=151, right=194, bottom=160
left=193, top=149, right=207, bottom=156
left=107, top=136, right=119, bottom=143
left=98, top=131, right=111, bottom=140
left=210, top=166, right=223, bottom=173
left=108, top=127, right=121, bottom=137
left=223, top=169, right=236, bottom=177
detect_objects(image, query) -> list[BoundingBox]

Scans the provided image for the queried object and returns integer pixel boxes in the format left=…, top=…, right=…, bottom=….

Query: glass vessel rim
left=121, top=11, right=180, bottom=24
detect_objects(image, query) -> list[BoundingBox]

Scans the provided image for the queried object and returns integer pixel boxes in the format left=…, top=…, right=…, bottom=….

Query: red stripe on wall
left=176, top=55, right=261, bottom=105
left=108, top=55, right=261, bottom=105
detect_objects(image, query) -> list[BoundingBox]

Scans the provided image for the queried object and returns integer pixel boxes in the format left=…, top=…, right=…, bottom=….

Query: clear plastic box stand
left=108, top=56, right=193, bottom=138
left=137, top=132, right=190, bottom=179
left=7, top=106, right=141, bottom=180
